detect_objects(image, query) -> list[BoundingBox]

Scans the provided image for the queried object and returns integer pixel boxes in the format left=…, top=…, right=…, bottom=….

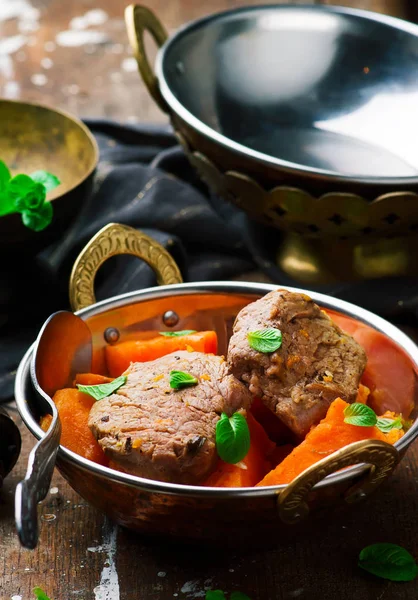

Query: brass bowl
left=125, top=5, right=418, bottom=283
left=0, top=100, right=98, bottom=253
left=14, top=223, right=418, bottom=544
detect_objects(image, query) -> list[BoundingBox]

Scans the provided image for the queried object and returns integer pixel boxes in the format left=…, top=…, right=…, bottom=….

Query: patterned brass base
left=177, top=132, right=418, bottom=283
left=276, top=233, right=418, bottom=284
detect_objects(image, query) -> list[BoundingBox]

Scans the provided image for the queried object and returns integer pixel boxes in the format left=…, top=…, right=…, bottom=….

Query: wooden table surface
left=1, top=1, right=418, bottom=599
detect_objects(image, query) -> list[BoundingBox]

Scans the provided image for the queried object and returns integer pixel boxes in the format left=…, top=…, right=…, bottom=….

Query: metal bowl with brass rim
left=14, top=223, right=418, bottom=545
left=125, top=4, right=418, bottom=283
left=0, top=100, right=98, bottom=253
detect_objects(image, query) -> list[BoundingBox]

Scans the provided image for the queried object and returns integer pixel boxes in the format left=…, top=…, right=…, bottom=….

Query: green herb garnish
left=206, top=591, right=252, bottom=600
left=215, top=412, right=250, bottom=465
left=0, top=161, right=11, bottom=195
left=21, top=201, right=53, bottom=232
left=159, top=330, right=197, bottom=337
left=8, top=174, right=46, bottom=211
left=0, top=160, right=60, bottom=231
left=343, top=403, right=377, bottom=427
left=206, top=592, right=227, bottom=600
left=77, top=375, right=127, bottom=401
left=169, top=370, right=198, bottom=389
left=33, top=587, right=52, bottom=600
left=376, top=417, right=403, bottom=433
left=30, top=170, right=61, bottom=192
left=247, top=328, right=282, bottom=353
left=344, top=403, right=404, bottom=433
left=359, top=543, right=418, bottom=582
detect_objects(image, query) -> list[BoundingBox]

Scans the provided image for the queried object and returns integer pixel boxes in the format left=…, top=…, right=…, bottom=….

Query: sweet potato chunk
left=257, top=398, right=402, bottom=487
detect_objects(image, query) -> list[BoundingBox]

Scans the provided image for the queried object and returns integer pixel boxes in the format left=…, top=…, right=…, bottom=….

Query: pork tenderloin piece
left=227, top=289, right=367, bottom=438
left=88, top=351, right=252, bottom=484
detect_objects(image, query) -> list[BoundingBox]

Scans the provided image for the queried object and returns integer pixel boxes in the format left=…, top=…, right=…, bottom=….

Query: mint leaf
left=206, top=592, right=226, bottom=600
left=216, top=412, right=250, bottom=465
left=33, top=588, right=52, bottom=600
left=344, top=403, right=377, bottom=427
left=8, top=174, right=46, bottom=211
left=359, top=543, right=418, bottom=582
left=169, top=370, right=198, bottom=389
left=376, top=417, right=403, bottom=433
left=247, top=328, right=282, bottom=353
left=205, top=591, right=252, bottom=600
left=30, top=170, right=61, bottom=193
left=0, top=160, right=11, bottom=192
left=21, top=201, right=53, bottom=232
left=18, top=182, right=45, bottom=211
left=159, top=330, right=197, bottom=337
left=77, top=375, right=127, bottom=401
left=0, top=160, right=59, bottom=230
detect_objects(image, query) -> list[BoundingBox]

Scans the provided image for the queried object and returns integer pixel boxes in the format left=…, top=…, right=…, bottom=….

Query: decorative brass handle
left=69, top=223, right=183, bottom=312
left=277, top=439, right=399, bottom=525
left=125, top=4, right=168, bottom=113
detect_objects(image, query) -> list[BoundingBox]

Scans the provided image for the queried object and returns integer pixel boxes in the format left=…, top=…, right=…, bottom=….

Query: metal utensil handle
left=125, top=4, right=168, bottom=113
left=15, top=406, right=61, bottom=549
left=278, top=439, right=399, bottom=525
left=69, top=222, right=183, bottom=312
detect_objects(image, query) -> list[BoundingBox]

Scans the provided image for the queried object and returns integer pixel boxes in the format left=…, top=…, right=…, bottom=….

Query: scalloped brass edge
left=175, top=131, right=418, bottom=237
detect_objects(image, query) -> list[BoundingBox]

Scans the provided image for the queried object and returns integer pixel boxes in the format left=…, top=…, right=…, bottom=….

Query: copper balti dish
left=125, top=4, right=418, bottom=283
left=14, top=223, right=418, bottom=544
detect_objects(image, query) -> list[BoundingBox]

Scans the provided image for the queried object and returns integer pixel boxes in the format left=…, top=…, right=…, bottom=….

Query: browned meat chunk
left=88, top=351, right=252, bottom=484
left=227, top=289, right=367, bottom=437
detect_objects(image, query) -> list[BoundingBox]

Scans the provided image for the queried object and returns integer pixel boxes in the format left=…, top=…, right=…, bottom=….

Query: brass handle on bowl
left=69, top=223, right=183, bottom=312
left=277, top=439, right=399, bottom=525
left=125, top=4, right=169, bottom=113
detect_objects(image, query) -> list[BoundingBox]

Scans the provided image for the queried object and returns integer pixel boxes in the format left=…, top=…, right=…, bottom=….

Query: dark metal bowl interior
left=159, top=5, right=418, bottom=181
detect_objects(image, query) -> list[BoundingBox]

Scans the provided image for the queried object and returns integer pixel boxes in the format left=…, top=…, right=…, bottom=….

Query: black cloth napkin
left=1, top=119, right=418, bottom=403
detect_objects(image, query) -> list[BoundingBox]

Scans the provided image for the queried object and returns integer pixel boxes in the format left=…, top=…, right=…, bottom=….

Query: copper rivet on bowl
left=104, top=327, right=120, bottom=344
left=162, top=310, right=179, bottom=327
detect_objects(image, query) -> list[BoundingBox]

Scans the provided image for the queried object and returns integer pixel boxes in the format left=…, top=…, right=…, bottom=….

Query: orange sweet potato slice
left=74, top=373, right=114, bottom=386
left=40, top=389, right=108, bottom=466
left=256, top=398, right=402, bottom=487
left=105, top=331, right=218, bottom=377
